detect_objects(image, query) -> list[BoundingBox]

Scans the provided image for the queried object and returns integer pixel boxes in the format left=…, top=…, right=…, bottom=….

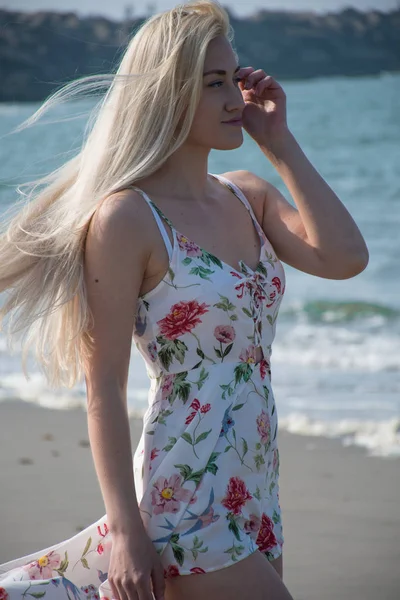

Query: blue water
left=0, top=73, right=399, bottom=457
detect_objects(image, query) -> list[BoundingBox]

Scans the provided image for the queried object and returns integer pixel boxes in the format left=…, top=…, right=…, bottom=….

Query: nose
left=225, top=83, right=246, bottom=113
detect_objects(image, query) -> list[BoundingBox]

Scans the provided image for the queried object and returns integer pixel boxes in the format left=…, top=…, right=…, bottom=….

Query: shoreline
left=0, top=400, right=399, bottom=599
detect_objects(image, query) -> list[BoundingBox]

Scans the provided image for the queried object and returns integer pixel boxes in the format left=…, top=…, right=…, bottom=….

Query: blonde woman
left=0, top=1, right=368, bottom=599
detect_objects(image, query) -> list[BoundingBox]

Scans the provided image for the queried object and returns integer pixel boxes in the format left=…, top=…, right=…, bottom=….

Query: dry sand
left=0, top=400, right=399, bottom=599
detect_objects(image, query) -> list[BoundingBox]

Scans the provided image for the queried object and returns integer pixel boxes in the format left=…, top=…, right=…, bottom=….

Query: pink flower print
left=151, top=473, right=192, bottom=515
left=214, top=325, right=236, bottom=344
left=177, top=233, right=203, bottom=258
left=157, top=300, right=210, bottom=340
left=221, top=476, right=253, bottom=515
left=161, top=374, right=175, bottom=399
left=259, top=357, right=271, bottom=380
left=24, top=551, right=61, bottom=579
left=0, top=588, right=9, bottom=600
left=200, top=403, right=211, bottom=414
left=147, top=341, right=157, bottom=362
left=257, top=410, right=271, bottom=446
left=244, top=513, right=261, bottom=533
left=239, top=345, right=257, bottom=364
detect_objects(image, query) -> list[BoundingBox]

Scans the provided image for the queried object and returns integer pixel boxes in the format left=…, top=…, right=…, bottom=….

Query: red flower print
left=0, top=588, right=9, bottom=600
left=157, top=300, right=210, bottom=340
left=221, top=476, right=253, bottom=515
left=256, top=513, right=277, bottom=553
left=151, top=473, right=192, bottom=515
left=214, top=325, right=236, bottom=344
left=96, top=543, right=105, bottom=555
left=186, top=399, right=211, bottom=423
left=271, top=277, right=282, bottom=294
left=97, top=522, right=109, bottom=537
left=190, top=567, right=206, bottom=574
left=151, top=448, right=159, bottom=461
left=259, top=358, right=271, bottom=380
left=164, top=565, right=180, bottom=578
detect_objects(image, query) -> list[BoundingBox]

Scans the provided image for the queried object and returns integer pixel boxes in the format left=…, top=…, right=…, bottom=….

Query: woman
left=0, top=1, right=368, bottom=599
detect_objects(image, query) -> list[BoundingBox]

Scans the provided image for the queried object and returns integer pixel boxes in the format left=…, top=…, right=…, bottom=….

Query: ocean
left=0, top=73, right=399, bottom=458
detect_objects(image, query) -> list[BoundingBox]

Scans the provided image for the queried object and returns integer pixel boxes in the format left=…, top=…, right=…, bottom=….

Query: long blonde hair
left=0, top=0, right=235, bottom=389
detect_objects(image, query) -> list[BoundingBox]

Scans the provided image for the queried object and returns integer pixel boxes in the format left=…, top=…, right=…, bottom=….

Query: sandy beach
left=0, top=400, right=399, bottom=599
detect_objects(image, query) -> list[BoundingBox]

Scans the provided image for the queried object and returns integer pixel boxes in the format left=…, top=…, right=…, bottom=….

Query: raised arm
left=83, top=189, right=165, bottom=600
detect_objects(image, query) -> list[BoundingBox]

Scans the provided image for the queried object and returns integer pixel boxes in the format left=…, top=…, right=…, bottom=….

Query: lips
left=222, top=118, right=243, bottom=125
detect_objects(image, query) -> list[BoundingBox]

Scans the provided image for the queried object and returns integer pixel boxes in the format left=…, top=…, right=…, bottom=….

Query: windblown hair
left=0, top=0, right=235, bottom=388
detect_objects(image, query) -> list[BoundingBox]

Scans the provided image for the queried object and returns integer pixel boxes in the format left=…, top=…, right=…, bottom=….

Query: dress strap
left=129, top=186, right=173, bottom=260
left=210, top=173, right=264, bottom=240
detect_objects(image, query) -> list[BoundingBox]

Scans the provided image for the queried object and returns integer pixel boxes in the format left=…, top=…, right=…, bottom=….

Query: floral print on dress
left=0, top=173, right=286, bottom=598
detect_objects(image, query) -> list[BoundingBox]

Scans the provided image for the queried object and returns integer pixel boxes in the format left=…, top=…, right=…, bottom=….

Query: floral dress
left=0, top=173, right=286, bottom=599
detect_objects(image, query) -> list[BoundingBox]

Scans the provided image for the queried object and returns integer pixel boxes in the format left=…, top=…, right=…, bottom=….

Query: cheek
left=189, top=98, right=221, bottom=139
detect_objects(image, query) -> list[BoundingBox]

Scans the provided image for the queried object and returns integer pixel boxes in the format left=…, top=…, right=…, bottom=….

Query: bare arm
left=227, top=131, right=369, bottom=280
left=83, top=190, right=151, bottom=536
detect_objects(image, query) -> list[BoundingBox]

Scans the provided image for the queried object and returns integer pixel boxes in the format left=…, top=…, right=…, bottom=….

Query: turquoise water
left=0, top=73, right=399, bottom=457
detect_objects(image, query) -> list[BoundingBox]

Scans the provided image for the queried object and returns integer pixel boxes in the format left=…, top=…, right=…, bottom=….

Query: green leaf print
left=242, top=307, right=253, bottom=318
left=163, top=436, right=177, bottom=452
left=214, top=348, right=222, bottom=359
left=226, top=513, right=242, bottom=542
left=195, top=429, right=212, bottom=444
left=267, top=315, right=273, bottom=325
left=232, top=403, right=244, bottom=411
left=224, top=445, right=231, bottom=453
left=189, top=265, right=215, bottom=281
left=172, top=545, right=185, bottom=566
left=222, top=343, right=233, bottom=358
left=181, top=432, right=193, bottom=444
left=29, top=594, right=46, bottom=599
left=154, top=408, right=173, bottom=425
left=57, top=552, right=69, bottom=575
left=174, top=464, right=205, bottom=485
left=253, top=485, right=262, bottom=501
left=230, top=314, right=238, bottom=321
left=81, top=557, right=89, bottom=570
left=223, top=542, right=246, bottom=562
left=256, top=261, right=268, bottom=277
left=254, top=453, right=266, bottom=471
left=263, top=386, right=270, bottom=401
left=234, top=363, right=253, bottom=385
left=220, top=383, right=234, bottom=400
left=195, top=366, right=209, bottom=390
left=171, top=373, right=191, bottom=404
left=196, top=348, right=205, bottom=359
left=273, top=509, right=281, bottom=525
left=167, top=266, right=175, bottom=282
left=213, top=294, right=236, bottom=312
left=269, top=481, right=276, bottom=495
left=82, top=536, right=92, bottom=557
left=272, top=423, right=278, bottom=441
left=182, top=257, right=192, bottom=266
left=242, top=437, right=248, bottom=457
left=255, top=442, right=262, bottom=450
left=204, top=450, right=220, bottom=475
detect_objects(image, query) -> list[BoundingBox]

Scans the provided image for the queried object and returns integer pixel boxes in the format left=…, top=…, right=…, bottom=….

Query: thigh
left=268, top=552, right=283, bottom=579
left=164, top=549, right=294, bottom=600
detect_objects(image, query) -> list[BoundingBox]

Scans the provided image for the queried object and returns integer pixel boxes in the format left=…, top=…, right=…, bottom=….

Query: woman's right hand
left=108, top=529, right=166, bottom=600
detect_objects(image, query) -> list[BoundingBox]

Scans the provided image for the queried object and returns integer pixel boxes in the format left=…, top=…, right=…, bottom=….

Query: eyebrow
left=203, top=65, right=241, bottom=76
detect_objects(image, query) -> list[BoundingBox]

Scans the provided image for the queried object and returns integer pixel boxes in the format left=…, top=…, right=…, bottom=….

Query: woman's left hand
left=238, top=66, right=289, bottom=146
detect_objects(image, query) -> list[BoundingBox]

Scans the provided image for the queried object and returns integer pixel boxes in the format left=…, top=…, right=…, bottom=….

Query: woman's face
left=187, top=35, right=246, bottom=151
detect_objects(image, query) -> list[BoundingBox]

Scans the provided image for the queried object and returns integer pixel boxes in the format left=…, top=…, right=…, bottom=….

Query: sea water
left=0, top=73, right=399, bottom=457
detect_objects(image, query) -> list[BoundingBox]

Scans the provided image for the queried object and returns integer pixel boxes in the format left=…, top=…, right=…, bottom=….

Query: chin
left=212, top=134, right=244, bottom=151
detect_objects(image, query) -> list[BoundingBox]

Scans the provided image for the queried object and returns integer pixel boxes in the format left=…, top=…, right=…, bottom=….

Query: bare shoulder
left=220, top=169, right=268, bottom=225
left=83, top=187, right=154, bottom=393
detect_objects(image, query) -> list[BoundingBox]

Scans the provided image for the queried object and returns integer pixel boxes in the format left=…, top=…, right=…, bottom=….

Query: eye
left=209, top=77, right=242, bottom=88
